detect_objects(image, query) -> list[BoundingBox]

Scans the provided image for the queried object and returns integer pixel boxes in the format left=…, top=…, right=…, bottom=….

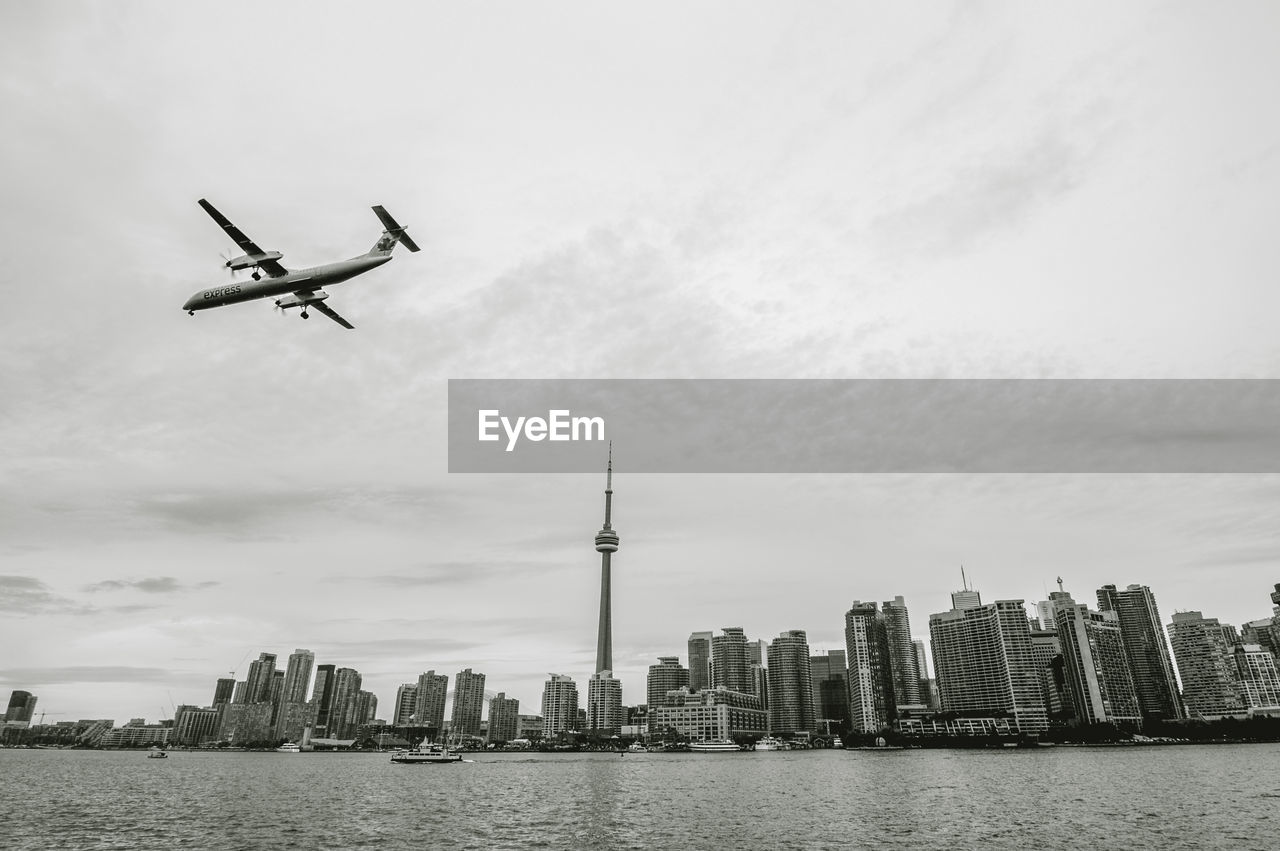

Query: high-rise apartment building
left=766, top=630, right=815, bottom=735
left=810, top=650, right=849, bottom=729
left=328, top=667, right=362, bottom=739
left=1168, top=612, right=1245, bottom=719
left=1097, top=584, right=1184, bottom=721
left=1235, top=644, right=1280, bottom=712
left=451, top=669, right=486, bottom=737
left=1055, top=599, right=1142, bottom=728
left=688, top=632, right=712, bottom=692
left=414, top=671, right=449, bottom=732
left=212, top=678, right=235, bottom=706
left=647, top=657, right=690, bottom=709
left=4, top=690, right=36, bottom=724
left=844, top=601, right=896, bottom=733
left=488, top=693, right=520, bottom=743
left=393, top=684, right=418, bottom=726
left=280, top=649, right=315, bottom=705
left=541, top=674, right=579, bottom=741
left=243, top=653, right=278, bottom=704
left=929, top=593, right=1048, bottom=733
left=311, top=664, right=336, bottom=734
left=712, top=627, right=751, bottom=694
left=586, top=672, right=623, bottom=733
left=882, top=596, right=922, bottom=708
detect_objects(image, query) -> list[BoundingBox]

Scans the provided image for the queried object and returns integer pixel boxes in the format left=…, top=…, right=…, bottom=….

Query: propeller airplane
left=183, top=198, right=420, bottom=329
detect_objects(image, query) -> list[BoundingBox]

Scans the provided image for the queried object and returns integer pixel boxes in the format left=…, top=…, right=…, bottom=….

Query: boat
left=688, top=740, right=742, bottom=753
left=754, top=736, right=788, bottom=751
left=627, top=742, right=649, bottom=752
left=146, top=748, right=168, bottom=759
left=390, top=741, right=463, bottom=765
left=275, top=742, right=301, bottom=753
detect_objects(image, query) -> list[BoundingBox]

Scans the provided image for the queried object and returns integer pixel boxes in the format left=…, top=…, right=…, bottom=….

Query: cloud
left=83, top=576, right=216, bottom=594
left=0, top=575, right=90, bottom=616
left=0, top=665, right=175, bottom=686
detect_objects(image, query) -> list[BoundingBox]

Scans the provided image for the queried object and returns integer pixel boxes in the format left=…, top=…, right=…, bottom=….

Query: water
left=3, top=745, right=1277, bottom=850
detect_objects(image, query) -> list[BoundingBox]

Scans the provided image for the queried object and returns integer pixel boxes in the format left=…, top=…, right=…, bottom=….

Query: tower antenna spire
left=961, top=564, right=968, bottom=591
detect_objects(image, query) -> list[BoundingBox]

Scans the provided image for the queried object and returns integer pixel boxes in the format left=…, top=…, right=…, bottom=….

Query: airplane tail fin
left=369, top=206, right=421, bottom=255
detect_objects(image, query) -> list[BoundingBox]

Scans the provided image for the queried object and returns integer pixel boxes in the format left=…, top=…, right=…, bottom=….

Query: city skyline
left=5, top=2, right=1280, bottom=727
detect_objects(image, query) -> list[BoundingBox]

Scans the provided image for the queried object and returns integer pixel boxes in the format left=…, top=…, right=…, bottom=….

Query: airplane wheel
left=302, top=312, right=309, bottom=319
left=252, top=272, right=261, bottom=281
left=188, top=311, right=194, bottom=316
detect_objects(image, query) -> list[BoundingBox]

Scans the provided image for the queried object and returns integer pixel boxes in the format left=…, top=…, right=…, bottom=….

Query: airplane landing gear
left=188, top=310, right=195, bottom=316
left=301, top=310, right=309, bottom=319
left=252, top=271, right=261, bottom=281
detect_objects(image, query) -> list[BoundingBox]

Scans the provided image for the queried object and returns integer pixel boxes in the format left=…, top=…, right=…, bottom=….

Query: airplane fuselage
left=182, top=254, right=391, bottom=312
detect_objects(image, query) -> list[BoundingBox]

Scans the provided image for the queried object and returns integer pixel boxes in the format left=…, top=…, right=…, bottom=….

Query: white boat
left=689, top=740, right=742, bottom=752
left=627, top=742, right=649, bottom=752
left=390, top=741, right=463, bottom=765
left=754, top=736, right=788, bottom=751
left=275, top=742, right=301, bottom=753
left=146, top=748, right=168, bottom=759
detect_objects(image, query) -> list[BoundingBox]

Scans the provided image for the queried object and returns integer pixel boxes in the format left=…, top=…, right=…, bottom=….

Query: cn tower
left=594, top=446, right=619, bottom=674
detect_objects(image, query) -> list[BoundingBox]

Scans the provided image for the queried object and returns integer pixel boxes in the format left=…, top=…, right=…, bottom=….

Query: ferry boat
left=627, top=742, right=649, bottom=752
left=275, top=742, right=301, bottom=753
left=753, top=736, right=788, bottom=751
left=390, top=742, right=463, bottom=765
left=146, top=749, right=168, bottom=759
left=688, top=740, right=742, bottom=753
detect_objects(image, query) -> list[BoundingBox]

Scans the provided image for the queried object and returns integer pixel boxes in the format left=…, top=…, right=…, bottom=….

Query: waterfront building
left=311, top=664, right=336, bottom=735
left=1055, top=598, right=1142, bottom=728
left=882, top=596, right=922, bottom=709
left=652, top=686, right=767, bottom=742
left=1029, top=629, right=1070, bottom=720
left=1168, top=611, right=1246, bottom=719
left=4, top=690, right=36, bottom=724
left=280, top=649, right=315, bottom=705
left=217, top=701, right=274, bottom=744
left=541, top=674, right=579, bottom=740
left=914, top=640, right=940, bottom=710
left=688, top=632, right=713, bottom=692
left=451, top=669, right=486, bottom=737
left=231, top=680, right=247, bottom=704
left=767, top=630, right=815, bottom=735
left=844, top=601, right=895, bottom=733
left=586, top=672, right=623, bottom=734
left=517, top=714, right=543, bottom=740
left=212, top=678, right=235, bottom=706
left=1097, top=584, right=1185, bottom=721
left=1235, top=644, right=1280, bottom=713
left=712, top=627, right=751, bottom=694
left=172, top=705, right=219, bottom=746
left=243, top=653, right=278, bottom=705
left=488, top=693, right=520, bottom=743
left=414, top=671, right=449, bottom=732
left=393, top=684, right=418, bottom=726
left=328, top=667, right=363, bottom=738
left=647, top=657, right=690, bottom=710
left=929, top=592, right=1049, bottom=733
left=810, top=650, right=849, bottom=730
left=1241, top=618, right=1279, bottom=659
left=99, top=723, right=171, bottom=748
left=274, top=701, right=313, bottom=743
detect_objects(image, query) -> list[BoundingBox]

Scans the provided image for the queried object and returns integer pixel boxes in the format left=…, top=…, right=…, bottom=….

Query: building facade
left=488, top=693, right=520, bottom=743
left=450, top=669, right=486, bottom=737
left=767, top=630, right=815, bottom=735
left=1096, top=584, right=1184, bottom=721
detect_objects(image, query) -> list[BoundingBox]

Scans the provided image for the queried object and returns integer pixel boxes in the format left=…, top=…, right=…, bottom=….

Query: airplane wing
left=307, top=299, right=355, bottom=330
left=198, top=199, right=289, bottom=278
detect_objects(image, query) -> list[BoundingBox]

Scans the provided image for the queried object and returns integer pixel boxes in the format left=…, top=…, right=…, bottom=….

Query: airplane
left=183, top=198, right=420, bottom=329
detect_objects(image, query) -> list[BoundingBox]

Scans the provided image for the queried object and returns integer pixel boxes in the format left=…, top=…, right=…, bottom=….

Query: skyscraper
left=488, top=693, right=520, bottom=744
left=4, top=690, right=36, bottom=724
left=414, top=671, right=449, bottom=732
left=541, top=674, right=579, bottom=741
left=212, top=678, right=235, bottom=706
left=328, top=667, right=362, bottom=739
left=586, top=673, right=623, bottom=734
left=1168, top=612, right=1246, bottom=719
left=810, top=650, right=849, bottom=730
left=393, top=684, right=419, bottom=726
left=766, top=630, right=815, bottom=734
left=450, top=669, right=486, bottom=737
left=1097, top=584, right=1184, bottom=721
left=1055, top=597, right=1142, bottom=728
left=647, top=657, right=690, bottom=709
left=244, top=653, right=278, bottom=704
left=844, top=602, right=895, bottom=733
left=929, top=593, right=1048, bottom=733
left=311, top=664, right=336, bottom=735
left=882, top=596, right=922, bottom=708
left=712, top=627, right=751, bottom=693
left=280, top=649, right=315, bottom=705
left=688, top=632, right=712, bottom=692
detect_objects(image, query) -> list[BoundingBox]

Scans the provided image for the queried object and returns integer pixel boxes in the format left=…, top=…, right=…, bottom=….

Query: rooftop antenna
left=961, top=564, right=968, bottom=591
left=1056, top=576, right=1064, bottom=593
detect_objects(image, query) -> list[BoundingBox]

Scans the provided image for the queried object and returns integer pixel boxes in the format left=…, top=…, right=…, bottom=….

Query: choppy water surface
left=2, top=745, right=1277, bottom=850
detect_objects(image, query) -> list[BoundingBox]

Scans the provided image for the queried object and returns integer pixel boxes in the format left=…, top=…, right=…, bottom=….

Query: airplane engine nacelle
left=226, top=251, right=283, bottom=270
left=275, top=290, right=328, bottom=310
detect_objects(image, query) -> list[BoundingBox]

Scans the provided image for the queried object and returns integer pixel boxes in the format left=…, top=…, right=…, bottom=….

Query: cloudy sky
left=3, top=1, right=1280, bottom=724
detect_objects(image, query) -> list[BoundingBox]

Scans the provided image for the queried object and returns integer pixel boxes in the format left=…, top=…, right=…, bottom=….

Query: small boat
left=688, top=740, right=742, bottom=753
left=627, top=742, right=649, bottom=752
left=754, top=736, right=788, bottom=751
left=390, top=742, right=463, bottom=765
left=275, top=742, right=301, bottom=753
left=146, top=748, right=168, bottom=759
